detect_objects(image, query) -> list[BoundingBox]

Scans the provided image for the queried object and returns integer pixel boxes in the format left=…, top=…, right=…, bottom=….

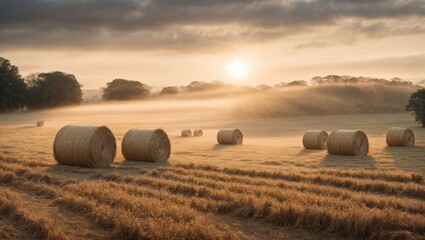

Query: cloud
left=294, top=18, right=425, bottom=49
left=279, top=52, right=425, bottom=79
left=0, top=25, right=297, bottom=52
left=0, top=0, right=424, bottom=51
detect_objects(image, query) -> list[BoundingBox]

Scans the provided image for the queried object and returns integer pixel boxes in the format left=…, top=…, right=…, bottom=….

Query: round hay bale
left=302, top=130, right=328, bottom=149
left=193, top=129, right=203, bottom=137
left=386, top=127, right=415, bottom=147
left=36, top=120, right=44, bottom=127
left=53, top=125, right=116, bottom=168
left=327, top=130, right=369, bottom=156
left=122, top=129, right=171, bottom=162
left=181, top=129, right=192, bottom=137
left=217, top=129, right=243, bottom=145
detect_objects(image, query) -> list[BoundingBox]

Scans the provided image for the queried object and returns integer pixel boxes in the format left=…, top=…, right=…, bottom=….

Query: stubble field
left=0, top=95, right=424, bottom=240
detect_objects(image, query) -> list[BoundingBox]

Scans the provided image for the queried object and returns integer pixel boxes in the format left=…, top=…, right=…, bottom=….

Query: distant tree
left=0, top=57, right=27, bottom=112
left=310, top=76, right=323, bottom=86
left=103, top=79, right=151, bottom=101
left=160, top=86, right=179, bottom=95
left=274, top=82, right=287, bottom=88
left=406, top=89, right=425, bottom=127
left=348, top=77, right=360, bottom=85
left=388, top=77, right=413, bottom=86
left=367, top=78, right=386, bottom=85
left=287, top=80, right=307, bottom=87
left=26, top=71, right=82, bottom=109
left=185, top=81, right=227, bottom=92
left=256, top=84, right=272, bottom=91
left=322, top=75, right=342, bottom=84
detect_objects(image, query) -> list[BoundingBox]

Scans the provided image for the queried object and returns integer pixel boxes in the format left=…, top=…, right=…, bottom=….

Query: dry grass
left=0, top=159, right=249, bottom=240
left=0, top=97, right=424, bottom=239
left=1, top=156, right=424, bottom=239
left=0, top=224, right=19, bottom=240
left=0, top=189, right=69, bottom=240
left=174, top=163, right=425, bottom=199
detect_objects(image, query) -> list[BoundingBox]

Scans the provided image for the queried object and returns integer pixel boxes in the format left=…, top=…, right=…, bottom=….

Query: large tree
left=26, top=71, right=82, bottom=109
left=159, top=86, right=179, bottom=95
left=103, top=79, right=151, bottom=101
left=406, top=89, right=425, bottom=127
left=0, top=57, right=27, bottom=112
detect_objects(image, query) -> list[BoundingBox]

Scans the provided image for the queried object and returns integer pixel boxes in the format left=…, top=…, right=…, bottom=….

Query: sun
left=228, top=59, right=249, bottom=80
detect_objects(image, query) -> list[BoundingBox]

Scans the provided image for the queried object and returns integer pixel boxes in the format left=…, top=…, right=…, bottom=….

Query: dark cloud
left=295, top=41, right=338, bottom=49
left=350, top=21, right=425, bottom=38
left=1, top=0, right=424, bottom=30
left=0, top=0, right=424, bottom=51
left=0, top=26, right=297, bottom=52
left=294, top=18, right=425, bottom=49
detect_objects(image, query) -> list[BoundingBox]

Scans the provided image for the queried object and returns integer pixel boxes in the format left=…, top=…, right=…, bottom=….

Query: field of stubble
left=0, top=97, right=424, bottom=240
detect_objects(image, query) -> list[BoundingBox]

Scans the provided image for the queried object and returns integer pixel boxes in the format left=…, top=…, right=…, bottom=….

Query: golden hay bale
left=53, top=125, right=116, bottom=168
left=327, top=130, right=369, bottom=156
left=217, top=129, right=243, bottom=145
left=302, top=130, right=328, bottom=149
left=36, top=120, right=44, bottom=127
left=122, top=129, right=171, bottom=162
left=193, top=129, right=203, bottom=137
left=181, top=129, right=192, bottom=137
left=386, top=127, right=415, bottom=147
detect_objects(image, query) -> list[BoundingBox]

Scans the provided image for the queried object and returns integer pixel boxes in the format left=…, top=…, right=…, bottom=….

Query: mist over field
left=77, top=81, right=420, bottom=121
left=232, top=83, right=419, bottom=118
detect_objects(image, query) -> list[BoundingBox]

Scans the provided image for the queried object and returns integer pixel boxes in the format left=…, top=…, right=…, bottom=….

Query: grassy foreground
left=0, top=156, right=424, bottom=240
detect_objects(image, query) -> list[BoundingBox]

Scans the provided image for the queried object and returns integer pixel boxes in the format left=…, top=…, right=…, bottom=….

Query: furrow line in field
left=93, top=172, right=425, bottom=239
left=174, top=164, right=425, bottom=199
left=156, top=167, right=425, bottom=215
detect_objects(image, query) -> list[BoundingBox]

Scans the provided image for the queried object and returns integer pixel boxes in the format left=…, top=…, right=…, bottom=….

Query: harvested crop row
left=0, top=162, right=56, bottom=184
left=158, top=168, right=425, bottom=214
left=317, top=169, right=424, bottom=184
left=55, top=192, right=243, bottom=240
left=65, top=182, right=214, bottom=223
left=154, top=170, right=374, bottom=211
left=0, top=156, right=54, bottom=168
left=88, top=177, right=425, bottom=240
left=175, top=163, right=425, bottom=199
left=153, top=168, right=425, bottom=215
left=0, top=222, right=20, bottom=240
left=4, top=154, right=423, bottom=185
left=93, top=172, right=425, bottom=239
left=0, top=189, right=69, bottom=240
left=0, top=166, right=248, bottom=240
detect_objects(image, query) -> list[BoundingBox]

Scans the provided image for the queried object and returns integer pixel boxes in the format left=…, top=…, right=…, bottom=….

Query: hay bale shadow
left=120, top=159, right=171, bottom=167
left=298, top=149, right=323, bottom=155
left=321, top=154, right=376, bottom=170
left=382, top=145, right=425, bottom=154
left=212, top=144, right=234, bottom=150
left=46, top=164, right=104, bottom=182
left=47, top=159, right=170, bottom=182
left=383, top=146, right=425, bottom=172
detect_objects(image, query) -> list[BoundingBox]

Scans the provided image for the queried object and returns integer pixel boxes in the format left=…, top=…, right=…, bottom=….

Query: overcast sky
left=1, top=0, right=424, bottom=88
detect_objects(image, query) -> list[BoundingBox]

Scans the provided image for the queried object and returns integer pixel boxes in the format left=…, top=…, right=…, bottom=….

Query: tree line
left=0, top=57, right=154, bottom=112
left=0, top=57, right=82, bottom=112
left=1, top=56, right=424, bottom=127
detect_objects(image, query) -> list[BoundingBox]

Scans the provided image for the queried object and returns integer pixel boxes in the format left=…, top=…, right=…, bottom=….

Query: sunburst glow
left=228, top=59, right=249, bottom=80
